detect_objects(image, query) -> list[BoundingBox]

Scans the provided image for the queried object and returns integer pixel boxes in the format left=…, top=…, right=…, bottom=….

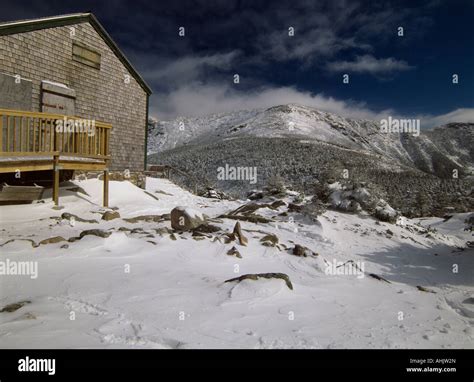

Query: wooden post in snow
left=53, top=155, right=59, bottom=205
left=103, top=168, right=109, bottom=207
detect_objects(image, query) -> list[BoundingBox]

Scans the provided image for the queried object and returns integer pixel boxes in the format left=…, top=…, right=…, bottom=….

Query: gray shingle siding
left=0, top=21, right=148, bottom=171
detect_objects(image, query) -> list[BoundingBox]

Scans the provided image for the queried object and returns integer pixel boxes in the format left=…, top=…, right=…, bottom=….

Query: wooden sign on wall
left=41, top=81, right=76, bottom=116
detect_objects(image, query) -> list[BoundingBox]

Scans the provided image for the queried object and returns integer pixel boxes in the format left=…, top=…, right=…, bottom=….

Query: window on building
left=72, top=41, right=101, bottom=69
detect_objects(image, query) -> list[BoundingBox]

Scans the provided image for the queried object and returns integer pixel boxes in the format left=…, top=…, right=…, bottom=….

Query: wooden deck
left=0, top=108, right=112, bottom=206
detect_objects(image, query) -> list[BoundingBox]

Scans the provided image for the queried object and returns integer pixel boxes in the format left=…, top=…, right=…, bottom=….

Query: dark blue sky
left=1, top=0, right=473, bottom=124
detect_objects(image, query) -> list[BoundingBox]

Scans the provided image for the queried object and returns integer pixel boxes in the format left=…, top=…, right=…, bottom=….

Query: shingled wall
left=0, top=21, right=148, bottom=171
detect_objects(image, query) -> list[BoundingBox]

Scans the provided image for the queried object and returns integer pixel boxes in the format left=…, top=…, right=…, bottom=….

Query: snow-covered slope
left=148, top=104, right=474, bottom=177
left=0, top=179, right=472, bottom=348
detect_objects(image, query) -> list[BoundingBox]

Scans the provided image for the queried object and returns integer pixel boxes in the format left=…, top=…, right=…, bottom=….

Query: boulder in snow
left=292, top=244, right=315, bottom=257
left=102, top=211, right=121, bottom=221
left=232, top=221, right=248, bottom=246
left=375, top=200, right=398, bottom=223
left=171, top=206, right=206, bottom=231
left=227, top=246, right=242, bottom=258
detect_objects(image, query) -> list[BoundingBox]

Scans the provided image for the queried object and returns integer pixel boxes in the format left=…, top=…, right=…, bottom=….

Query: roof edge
left=0, top=13, right=152, bottom=95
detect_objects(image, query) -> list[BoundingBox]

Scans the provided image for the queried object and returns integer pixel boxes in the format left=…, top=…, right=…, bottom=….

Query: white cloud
left=257, top=28, right=370, bottom=65
left=421, top=108, right=474, bottom=127
left=142, top=51, right=240, bottom=84
left=327, top=54, right=414, bottom=74
left=150, top=82, right=394, bottom=121
left=150, top=82, right=474, bottom=129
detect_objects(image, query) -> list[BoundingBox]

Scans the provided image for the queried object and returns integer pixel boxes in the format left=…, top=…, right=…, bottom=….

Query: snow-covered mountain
left=148, top=104, right=473, bottom=177
left=148, top=104, right=473, bottom=216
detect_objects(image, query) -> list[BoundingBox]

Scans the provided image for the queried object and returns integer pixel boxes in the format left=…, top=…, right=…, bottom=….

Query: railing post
left=53, top=155, right=60, bottom=206
left=103, top=166, right=109, bottom=208
left=0, top=115, right=3, bottom=152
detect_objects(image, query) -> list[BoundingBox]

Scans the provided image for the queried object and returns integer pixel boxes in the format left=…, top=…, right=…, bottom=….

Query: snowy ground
left=0, top=178, right=472, bottom=349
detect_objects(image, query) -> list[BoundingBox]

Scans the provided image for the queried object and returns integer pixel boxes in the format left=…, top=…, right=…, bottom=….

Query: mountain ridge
left=148, top=104, right=473, bottom=216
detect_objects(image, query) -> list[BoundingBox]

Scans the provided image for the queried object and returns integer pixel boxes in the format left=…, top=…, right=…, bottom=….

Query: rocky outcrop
left=232, top=222, right=248, bottom=246
left=124, top=214, right=167, bottom=223
left=292, top=244, right=317, bottom=257
left=102, top=211, right=121, bottom=221
left=219, top=214, right=272, bottom=224
left=260, top=234, right=279, bottom=247
left=0, top=300, right=31, bottom=313
left=60, top=212, right=98, bottom=224
left=227, top=246, right=242, bottom=258
left=201, top=187, right=229, bottom=200
left=39, top=236, right=66, bottom=245
left=68, top=229, right=112, bottom=242
left=224, top=273, right=293, bottom=290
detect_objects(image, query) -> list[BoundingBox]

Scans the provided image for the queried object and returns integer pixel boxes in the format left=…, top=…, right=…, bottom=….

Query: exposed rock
left=223, top=233, right=235, bottom=244
left=39, top=236, right=66, bottom=245
left=227, top=246, right=242, bottom=258
left=60, top=212, right=98, bottom=224
left=368, top=273, right=391, bottom=283
left=192, top=231, right=209, bottom=238
left=417, top=285, right=436, bottom=293
left=270, top=200, right=286, bottom=209
left=219, top=214, right=272, bottom=224
left=232, top=222, right=248, bottom=246
left=288, top=203, right=303, bottom=213
left=230, top=203, right=264, bottom=215
left=375, top=200, right=398, bottom=223
left=171, top=207, right=206, bottom=231
left=155, top=227, right=173, bottom=236
left=60, top=244, right=69, bottom=249
left=247, top=190, right=264, bottom=200
left=260, top=233, right=279, bottom=247
left=169, top=233, right=177, bottom=241
left=292, top=244, right=314, bottom=257
left=102, top=211, right=121, bottom=221
left=192, top=223, right=221, bottom=234
left=2, top=239, right=37, bottom=247
left=123, top=215, right=166, bottom=223
left=69, top=229, right=112, bottom=242
left=341, top=200, right=361, bottom=212
left=467, top=214, right=474, bottom=225
left=224, top=273, right=293, bottom=290
left=0, top=300, right=31, bottom=313
left=79, top=229, right=112, bottom=239
left=144, top=191, right=160, bottom=201
left=201, top=187, right=229, bottom=200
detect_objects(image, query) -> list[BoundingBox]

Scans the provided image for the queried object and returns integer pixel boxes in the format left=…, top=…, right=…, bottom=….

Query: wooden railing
left=0, top=109, right=111, bottom=160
